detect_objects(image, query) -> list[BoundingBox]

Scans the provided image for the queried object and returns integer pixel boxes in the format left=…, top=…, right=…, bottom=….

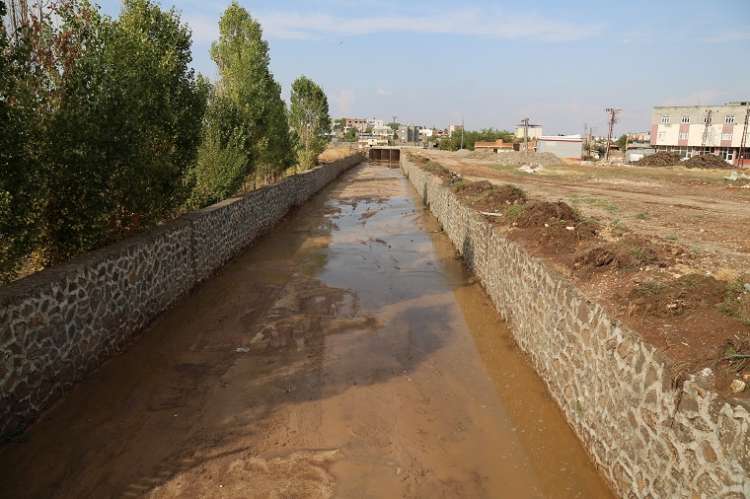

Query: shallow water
left=0, top=162, right=612, bottom=498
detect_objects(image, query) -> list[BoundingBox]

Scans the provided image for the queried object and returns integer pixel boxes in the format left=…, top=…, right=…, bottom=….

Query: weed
left=665, top=234, right=678, bottom=241
left=720, top=277, right=750, bottom=325
left=505, top=204, right=526, bottom=221
left=635, top=212, right=649, bottom=220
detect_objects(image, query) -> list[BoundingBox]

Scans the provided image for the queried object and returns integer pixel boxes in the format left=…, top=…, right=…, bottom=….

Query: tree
left=615, top=134, right=628, bottom=151
left=343, top=127, right=357, bottom=142
left=289, top=75, right=331, bottom=170
left=39, top=0, right=206, bottom=262
left=0, top=0, right=45, bottom=282
left=210, top=2, right=292, bottom=179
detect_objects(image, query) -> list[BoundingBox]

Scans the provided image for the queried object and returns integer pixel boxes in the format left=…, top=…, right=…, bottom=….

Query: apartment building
left=650, top=101, right=750, bottom=166
left=344, top=118, right=368, bottom=133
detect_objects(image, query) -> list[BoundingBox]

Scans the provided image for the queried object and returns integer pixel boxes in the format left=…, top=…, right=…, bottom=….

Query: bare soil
left=412, top=150, right=750, bottom=398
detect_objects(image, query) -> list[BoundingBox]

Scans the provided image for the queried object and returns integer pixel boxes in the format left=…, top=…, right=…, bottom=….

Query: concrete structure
left=515, top=124, right=543, bottom=140
left=344, top=118, right=368, bottom=133
left=419, top=128, right=434, bottom=139
left=474, top=139, right=514, bottom=153
left=448, top=124, right=463, bottom=137
left=651, top=101, right=750, bottom=166
left=625, top=144, right=656, bottom=163
left=627, top=131, right=651, bottom=143
left=537, top=135, right=583, bottom=159
left=402, top=155, right=750, bottom=499
left=372, top=125, right=393, bottom=140
left=367, top=118, right=385, bottom=128
left=0, top=154, right=364, bottom=441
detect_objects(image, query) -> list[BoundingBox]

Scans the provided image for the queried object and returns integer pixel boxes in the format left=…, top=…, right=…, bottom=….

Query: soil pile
left=635, top=152, right=681, bottom=167
left=574, top=236, right=674, bottom=274
left=684, top=154, right=731, bottom=169
left=516, top=201, right=580, bottom=228
left=452, top=181, right=526, bottom=221
left=629, top=274, right=727, bottom=318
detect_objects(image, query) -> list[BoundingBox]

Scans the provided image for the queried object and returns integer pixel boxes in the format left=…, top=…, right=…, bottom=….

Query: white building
left=515, top=125, right=543, bottom=140
left=537, top=135, right=583, bottom=160
left=651, top=101, right=750, bottom=166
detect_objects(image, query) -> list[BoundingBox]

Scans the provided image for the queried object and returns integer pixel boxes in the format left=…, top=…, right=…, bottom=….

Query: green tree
left=615, top=134, right=628, bottom=151
left=343, top=127, right=357, bottom=142
left=289, top=75, right=331, bottom=170
left=0, top=0, right=45, bottom=282
left=39, top=0, right=206, bottom=262
left=207, top=2, right=293, bottom=184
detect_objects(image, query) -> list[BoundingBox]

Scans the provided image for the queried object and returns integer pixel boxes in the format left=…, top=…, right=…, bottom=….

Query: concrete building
left=650, top=101, right=750, bottom=166
left=537, top=135, right=583, bottom=160
left=474, top=139, right=514, bottom=153
left=372, top=125, right=393, bottom=140
left=345, top=118, right=368, bottom=133
left=515, top=125, right=543, bottom=140
left=625, top=144, right=656, bottom=163
left=419, top=128, right=434, bottom=139
left=367, top=118, right=385, bottom=129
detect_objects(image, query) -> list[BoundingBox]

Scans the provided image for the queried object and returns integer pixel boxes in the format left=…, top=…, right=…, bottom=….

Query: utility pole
left=702, top=109, right=712, bottom=147
left=520, top=117, right=530, bottom=153
left=604, top=107, right=621, bottom=161
left=738, top=106, right=750, bottom=167
left=460, top=115, right=464, bottom=150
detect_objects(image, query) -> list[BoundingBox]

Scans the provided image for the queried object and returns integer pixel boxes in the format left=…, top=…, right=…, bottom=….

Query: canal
left=0, top=161, right=612, bottom=498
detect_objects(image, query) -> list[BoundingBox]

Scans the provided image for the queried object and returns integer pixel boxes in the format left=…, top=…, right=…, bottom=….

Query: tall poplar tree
left=289, top=76, right=331, bottom=170
left=190, top=1, right=293, bottom=207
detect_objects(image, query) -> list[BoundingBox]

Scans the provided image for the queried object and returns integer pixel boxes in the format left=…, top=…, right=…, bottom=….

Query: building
left=419, top=128, right=434, bottom=139
left=515, top=125, right=543, bottom=140
left=372, top=125, right=393, bottom=140
left=627, top=131, right=651, bottom=143
left=625, top=143, right=656, bottom=163
left=537, top=135, right=583, bottom=160
left=474, top=139, right=514, bottom=153
left=650, top=101, right=750, bottom=166
left=345, top=118, right=368, bottom=133
left=367, top=118, right=385, bottom=129
left=449, top=124, right=463, bottom=137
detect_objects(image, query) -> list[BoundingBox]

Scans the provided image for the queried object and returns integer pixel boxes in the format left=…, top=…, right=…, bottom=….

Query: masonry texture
left=402, top=155, right=750, bottom=499
left=0, top=154, right=363, bottom=441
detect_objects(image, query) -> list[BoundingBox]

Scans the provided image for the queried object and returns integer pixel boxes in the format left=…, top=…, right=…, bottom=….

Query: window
left=679, top=132, right=689, bottom=140
left=660, top=115, right=671, bottom=124
left=703, top=114, right=712, bottom=124
left=721, top=133, right=733, bottom=141
left=681, top=115, right=690, bottom=124
left=718, top=148, right=734, bottom=161
left=725, top=115, right=736, bottom=124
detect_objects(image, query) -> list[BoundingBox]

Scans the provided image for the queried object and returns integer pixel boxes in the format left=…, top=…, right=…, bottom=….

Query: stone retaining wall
left=0, top=154, right=363, bottom=441
left=402, top=155, right=749, bottom=498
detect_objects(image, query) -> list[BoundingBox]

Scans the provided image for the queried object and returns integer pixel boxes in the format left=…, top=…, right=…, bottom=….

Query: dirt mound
left=574, top=236, right=673, bottom=274
left=684, top=154, right=731, bottom=169
left=629, top=274, right=727, bottom=317
left=516, top=201, right=580, bottom=228
left=635, top=151, right=681, bottom=167
left=453, top=181, right=527, bottom=218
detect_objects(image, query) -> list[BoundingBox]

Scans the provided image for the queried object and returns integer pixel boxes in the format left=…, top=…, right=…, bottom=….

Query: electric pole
left=738, top=106, right=750, bottom=167
left=520, top=117, right=530, bottom=153
left=604, top=107, right=621, bottom=161
left=460, top=116, right=464, bottom=150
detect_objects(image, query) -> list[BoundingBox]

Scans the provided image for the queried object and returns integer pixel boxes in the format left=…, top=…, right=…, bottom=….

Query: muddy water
left=0, top=162, right=612, bottom=498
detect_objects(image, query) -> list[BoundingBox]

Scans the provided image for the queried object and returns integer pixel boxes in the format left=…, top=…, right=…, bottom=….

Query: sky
left=96, top=0, right=750, bottom=136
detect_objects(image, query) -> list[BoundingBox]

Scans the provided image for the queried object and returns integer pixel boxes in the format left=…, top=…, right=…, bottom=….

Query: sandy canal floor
left=0, top=162, right=612, bottom=498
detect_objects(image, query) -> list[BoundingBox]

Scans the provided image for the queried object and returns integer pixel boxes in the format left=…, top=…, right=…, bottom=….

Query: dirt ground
left=413, top=150, right=750, bottom=398
left=0, top=162, right=612, bottom=498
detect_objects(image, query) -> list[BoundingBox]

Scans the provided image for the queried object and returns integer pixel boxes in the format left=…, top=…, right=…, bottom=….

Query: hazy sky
left=97, top=0, right=750, bottom=135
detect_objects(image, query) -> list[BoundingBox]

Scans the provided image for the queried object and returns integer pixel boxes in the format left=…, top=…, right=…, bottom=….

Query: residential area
left=335, top=99, right=750, bottom=168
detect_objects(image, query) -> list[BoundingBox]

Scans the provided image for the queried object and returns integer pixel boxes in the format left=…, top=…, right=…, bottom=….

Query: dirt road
left=0, top=162, right=612, bottom=498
